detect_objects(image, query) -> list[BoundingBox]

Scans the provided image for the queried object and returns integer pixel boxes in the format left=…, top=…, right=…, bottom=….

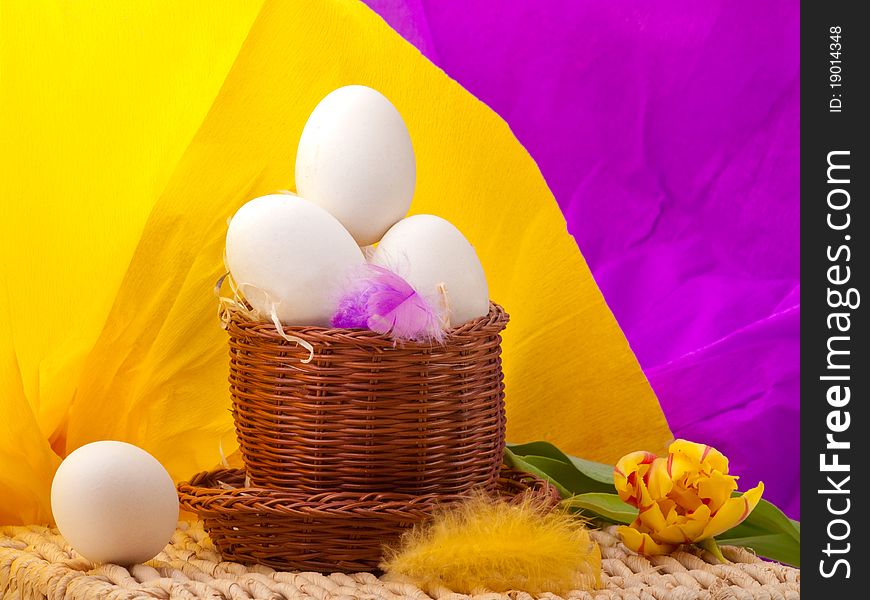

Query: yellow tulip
left=613, top=440, right=764, bottom=555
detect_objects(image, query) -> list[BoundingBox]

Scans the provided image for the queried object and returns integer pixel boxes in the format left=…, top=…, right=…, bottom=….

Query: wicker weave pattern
left=0, top=521, right=799, bottom=600
left=178, top=467, right=560, bottom=573
left=228, top=303, right=509, bottom=494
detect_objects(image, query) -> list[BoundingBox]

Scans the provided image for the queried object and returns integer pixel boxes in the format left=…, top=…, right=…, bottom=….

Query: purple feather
left=331, top=285, right=372, bottom=329
left=332, top=265, right=445, bottom=342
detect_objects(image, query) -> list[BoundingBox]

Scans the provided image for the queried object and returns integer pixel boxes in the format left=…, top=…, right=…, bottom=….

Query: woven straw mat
left=0, top=521, right=799, bottom=600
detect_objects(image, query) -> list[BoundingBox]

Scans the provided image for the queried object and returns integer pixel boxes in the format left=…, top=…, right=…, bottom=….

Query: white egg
left=295, top=85, right=416, bottom=246
left=226, top=194, right=365, bottom=325
left=371, top=215, right=489, bottom=326
left=50, top=441, right=178, bottom=565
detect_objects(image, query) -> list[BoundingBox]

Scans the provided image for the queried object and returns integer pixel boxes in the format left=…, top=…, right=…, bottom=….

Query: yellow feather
left=381, top=492, right=601, bottom=595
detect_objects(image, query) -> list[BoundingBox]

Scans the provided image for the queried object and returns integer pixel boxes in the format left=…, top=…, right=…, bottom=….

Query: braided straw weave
left=178, top=467, right=561, bottom=573
left=227, top=302, right=509, bottom=494
left=0, top=521, right=799, bottom=600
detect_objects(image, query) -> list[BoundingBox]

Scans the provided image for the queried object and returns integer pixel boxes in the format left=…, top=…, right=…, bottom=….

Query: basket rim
left=227, top=301, right=509, bottom=347
left=178, top=467, right=559, bottom=516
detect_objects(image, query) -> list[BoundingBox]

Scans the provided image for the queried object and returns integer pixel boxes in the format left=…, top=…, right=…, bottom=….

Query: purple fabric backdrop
left=364, top=0, right=800, bottom=518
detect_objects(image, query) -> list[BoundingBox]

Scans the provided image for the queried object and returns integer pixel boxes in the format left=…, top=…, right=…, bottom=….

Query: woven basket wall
left=227, top=302, right=509, bottom=494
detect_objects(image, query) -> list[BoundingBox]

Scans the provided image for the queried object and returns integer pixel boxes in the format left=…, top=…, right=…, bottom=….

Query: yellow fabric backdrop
left=0, top=0, right=672, bottom=525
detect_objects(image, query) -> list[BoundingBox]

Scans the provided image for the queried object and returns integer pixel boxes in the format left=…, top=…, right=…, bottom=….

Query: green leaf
left=561, top=493, right=637, bottom=524
left=507, top=440, right=573, bottom=460
left=715, top=533, right=801, bottom=568
left=506, top=441, right=615, bottom=488
left=720, top=498, right=801, bottom=543
left=503, top=448, right=572, bottom=498
left=522, top=455, right=616, bottom=495
left=566, top=455, right=617, bottom=487
left=715, top=496, right=800, bottom=567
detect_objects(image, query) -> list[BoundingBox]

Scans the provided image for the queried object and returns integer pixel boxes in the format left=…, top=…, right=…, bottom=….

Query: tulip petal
left=653, top=505, right=711, bottom=544
left=697, top=470, right=739, bottom=513
left=700, top=447, right=729, bottom=475
left=668, top=482, right=704, bottom=513
left=614, top=451, right=656, bottom=506
left=637, top=496, right=669, bottom=533
left=700, top=482, right=764, bottom=540
left=666, top=448, right=698, bottom=484
left=659, top=499, right=679, bottom=524
left=618, top=526, right=677, bottom=556
left=646, top=456, right=673, bottom=499
left=670, top=439, right=729, bottom=475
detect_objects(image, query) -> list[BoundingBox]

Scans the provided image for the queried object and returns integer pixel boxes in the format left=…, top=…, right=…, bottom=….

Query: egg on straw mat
left=50, top=441, right=179, bottom=565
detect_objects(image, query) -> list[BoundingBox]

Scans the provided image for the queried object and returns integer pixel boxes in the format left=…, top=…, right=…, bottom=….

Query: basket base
left=177, top=466, right=558, bottom=572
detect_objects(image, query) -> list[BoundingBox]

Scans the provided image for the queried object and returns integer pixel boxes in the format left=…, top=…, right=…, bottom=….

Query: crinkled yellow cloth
left=0, top=0, right=671, bottom=525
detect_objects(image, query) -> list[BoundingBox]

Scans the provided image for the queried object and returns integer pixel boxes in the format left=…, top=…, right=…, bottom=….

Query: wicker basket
left=227, top=302, right=509, bottom=494
left=177, top=466, right=559, bottom=573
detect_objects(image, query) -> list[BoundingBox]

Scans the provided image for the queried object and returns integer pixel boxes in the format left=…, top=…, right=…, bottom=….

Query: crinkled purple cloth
left=364, top=0, right=800, bottom=518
